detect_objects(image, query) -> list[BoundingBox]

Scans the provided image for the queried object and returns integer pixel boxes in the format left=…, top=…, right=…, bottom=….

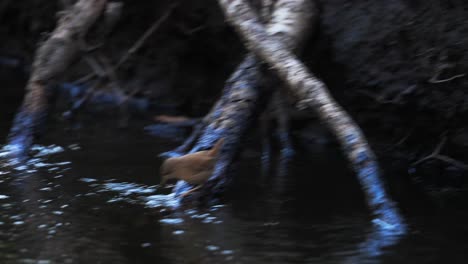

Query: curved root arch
left=165, top=0, right=316, bottom=199
left=217, top=0, right=405, bottom=231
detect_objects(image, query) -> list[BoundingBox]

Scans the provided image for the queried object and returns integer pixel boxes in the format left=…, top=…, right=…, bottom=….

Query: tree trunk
left=216, top=0, right=405, bottom=231
left=4, top=0, right=107, bottom=159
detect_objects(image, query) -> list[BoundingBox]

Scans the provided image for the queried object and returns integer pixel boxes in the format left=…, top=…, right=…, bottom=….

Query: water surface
left=1, top=72, right=468, bottom=264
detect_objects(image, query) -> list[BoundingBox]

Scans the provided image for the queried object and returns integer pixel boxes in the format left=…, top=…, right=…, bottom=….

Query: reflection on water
left=0, top=125, right=468, bottom=263
left=0, top=126, right=466, bottom=264
left=1, top=106, right=468, bottom=262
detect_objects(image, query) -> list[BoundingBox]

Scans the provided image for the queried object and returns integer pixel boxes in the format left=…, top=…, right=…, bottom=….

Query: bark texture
left=5, top=0, right=107, bottom=158
left=217, top=0, right=405, bottom=231
left=166, top=0, right=315, bottom=199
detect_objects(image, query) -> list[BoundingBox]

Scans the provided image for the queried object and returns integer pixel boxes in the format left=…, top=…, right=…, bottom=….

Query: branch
left=413, top=135, right=468, bottom=170
left=116, top=3, right=178, bottom=68
left=429, top=62, right=465, bottom=83
left=429, top=73, right=465, bottom=84
left=357, top=85, right=416, bottom=105
left=74, top=3, right=177, bottom=85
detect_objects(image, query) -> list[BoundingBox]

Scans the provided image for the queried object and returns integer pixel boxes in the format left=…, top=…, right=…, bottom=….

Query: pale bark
left=217, top=0, right=405, bottom=230
left=168, top=0, right=315, bottom=199
left=5, top=0, right=107, bottom=158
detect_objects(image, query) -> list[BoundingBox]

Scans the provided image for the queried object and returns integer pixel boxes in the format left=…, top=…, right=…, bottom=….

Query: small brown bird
left=159, top=138, right=225, bottom=195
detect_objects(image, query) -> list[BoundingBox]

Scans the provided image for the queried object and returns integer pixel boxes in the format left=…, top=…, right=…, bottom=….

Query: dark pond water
left=1, top=70, right=468, bottom=264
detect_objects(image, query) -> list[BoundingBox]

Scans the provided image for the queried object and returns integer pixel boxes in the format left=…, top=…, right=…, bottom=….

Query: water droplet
left=79, top=178, right=97, bottom=183
left=159, top=218, right=184, bottom=225
left=206, top=245, right=219, bottom=251
left=173, top=230, right=185, bottom=235
left=141, top=243, right=151, bottom=248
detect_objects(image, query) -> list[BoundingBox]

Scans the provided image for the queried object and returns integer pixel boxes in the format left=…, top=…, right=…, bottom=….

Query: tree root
left=5, top=0, right=168, bottom=155
left=173, top=53, right=264, bottom=200
left=162, top=0, right=316, bottom=204
left=5, top=0, right=107, bottom=159
left=260, top=88, right=294, bottom=178
left=216, top=0, right=405, bottom=230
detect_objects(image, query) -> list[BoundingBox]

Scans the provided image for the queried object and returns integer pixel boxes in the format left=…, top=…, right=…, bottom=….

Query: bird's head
left=159, top=157, right=179, bottom=187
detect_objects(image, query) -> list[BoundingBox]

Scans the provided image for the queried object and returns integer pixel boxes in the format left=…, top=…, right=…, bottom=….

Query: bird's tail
left=209, top=138, right=225, bottom=157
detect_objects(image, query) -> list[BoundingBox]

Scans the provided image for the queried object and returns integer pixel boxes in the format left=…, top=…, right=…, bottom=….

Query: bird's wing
left=186, top=171, right=212, bottom=185
left=178, top=154, right=215, bottom=173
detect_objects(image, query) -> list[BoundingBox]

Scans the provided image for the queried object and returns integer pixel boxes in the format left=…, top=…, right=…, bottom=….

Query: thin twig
left=413, top=136, right=447, bottom=166
left=73, top=71, right=96, bottom=85
left=98, top=54, right=121, bottom=87
left=98, top=53, right=144, bottom=108
left=415, top=48, right=436, bottom=57
left=429, top=62, right=465, bottom=83
left=97, top=53, right=127, bottom=104
left=74, top=3, right=178, bottom=84
left=412, top=135, right=468, bottom=170
left=66, top=52, right=126, bottom=118
left=176, top=23, right=206, bottom=36
left=115, top=3, right=178, bottom=68
left=429, top=73, right=465, bottom=83
left=434, top=155, right=468, bottom=170
left=63, top=79, right=103, bottom=119
left=83, top=54, right=106, bottom=78
left=357, top=85, right=416, bottom=105
left=395, top=128, right=414, bottom=146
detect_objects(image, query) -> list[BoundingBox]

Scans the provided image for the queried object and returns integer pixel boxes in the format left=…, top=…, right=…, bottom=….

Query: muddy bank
left=317, top=0, right=468, bottom=188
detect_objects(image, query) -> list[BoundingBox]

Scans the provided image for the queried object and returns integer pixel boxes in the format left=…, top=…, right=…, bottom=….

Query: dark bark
left=171, top=53, right=263, bottom=198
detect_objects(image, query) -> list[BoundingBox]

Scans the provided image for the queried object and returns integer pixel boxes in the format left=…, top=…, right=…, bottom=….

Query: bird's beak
left=159, top=177, right=167, bottom=188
